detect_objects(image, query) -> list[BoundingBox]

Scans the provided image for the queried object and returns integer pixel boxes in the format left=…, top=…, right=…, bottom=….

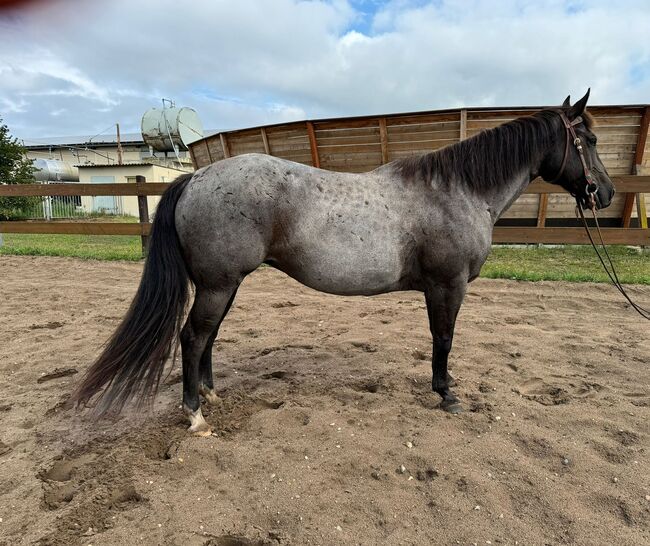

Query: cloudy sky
left=0, top=0, right=648, bottom=143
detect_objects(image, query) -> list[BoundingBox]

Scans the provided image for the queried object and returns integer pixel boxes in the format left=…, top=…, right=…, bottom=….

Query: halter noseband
left=550, top=111, right=598, bottom=208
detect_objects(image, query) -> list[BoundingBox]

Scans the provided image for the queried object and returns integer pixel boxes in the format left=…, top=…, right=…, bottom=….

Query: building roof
left=23, top=130, right=219, bottom=149
left=75, top=161, right=190, bottom=172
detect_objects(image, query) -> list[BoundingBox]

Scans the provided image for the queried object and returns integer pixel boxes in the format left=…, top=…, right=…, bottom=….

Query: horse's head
left=541, top=89, right=615, bottom=210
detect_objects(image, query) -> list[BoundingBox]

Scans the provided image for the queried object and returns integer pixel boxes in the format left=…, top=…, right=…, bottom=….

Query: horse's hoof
left=199, top=384, right=221, bottom=405
left=201, top=389, right=221, bottom=406
left=188, top=422, right=213, bottom=437
left=441, top=401, right=463, bottom=414
left=184, top=404, right=212, bottom=436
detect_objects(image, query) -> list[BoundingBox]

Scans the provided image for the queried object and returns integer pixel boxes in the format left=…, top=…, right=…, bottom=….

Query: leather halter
left=550, top=111, right=598, bottom=207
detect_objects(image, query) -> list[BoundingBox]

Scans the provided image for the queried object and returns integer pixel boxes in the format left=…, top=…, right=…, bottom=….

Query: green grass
left=0, top=233, right=648, bottom=284
left=482, top=245, right=650, bottom=284
left=0, top=233, right=142, bottom=261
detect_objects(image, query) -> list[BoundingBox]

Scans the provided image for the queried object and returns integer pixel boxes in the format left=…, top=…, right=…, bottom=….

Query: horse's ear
left=568, top=88, right=590, bottom=119
left=562, top=95, right=571, bottom=108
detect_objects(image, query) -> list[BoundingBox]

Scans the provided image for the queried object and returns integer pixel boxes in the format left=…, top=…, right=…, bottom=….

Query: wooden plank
left=228, top=121, right=306, bottom=138
left=536, top=194, right=548, bottom=227
left=0, top=221, right=151, bottom=236
left=386, top=119, right=460, bottom=137
left=386, top=122, right=460, bottom=136
left=220, top=133, right=231, bottom=159
left=387, top=129, right=460, bottom=141
left=630, top=107, right=650, bottom=229
left=261, top=127, right=271, bottom=154
left=229, top=129, right=266, bottom=142
left=207, top=139, right=225, bottom=162
left=270, top=146, right=311, bottom=156
left=525, top=176, right=650, bottom=194
left=315, top=135, right=382, bottom=146
left=621, top=194, right=636, bottom=228
left=313, top=117, right=386, bottom=130
left=387, top=139, right=456, bottom=151
left=204, top=140, right=213, bottom=163
left=467, top=109, right=537, bottom=120
left=459, top=109, right=467, bottom=141
left=493, top=227, right=650, bottom=245
left=263, top=142, right=310, bottom=154
left=468, top=115, right=642, bottom=130
left=316, top=143, right=382, bottom=154
left=265, top=126, right=310, bottom=138
left=0, top=182, right=170, bottom=197
left=637, top=193, right=648, bottom=229
left=306, top=121, right=320, bottom=168
left=135, top=175, right=150, bottom=255
left=315, top=127, right=380, bottom=139
left=378, top=118, right=389, bottom=164
left=188, top=145, right=198, bottom=170
left=385, top=113, right=460, bottom=126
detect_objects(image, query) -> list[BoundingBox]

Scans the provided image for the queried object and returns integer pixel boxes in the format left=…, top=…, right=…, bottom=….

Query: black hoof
left=441, top=400, right=463, bottom=414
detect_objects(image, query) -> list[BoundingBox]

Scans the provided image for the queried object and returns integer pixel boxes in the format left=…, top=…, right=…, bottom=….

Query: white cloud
left=0, top=0, right=648, bottom=139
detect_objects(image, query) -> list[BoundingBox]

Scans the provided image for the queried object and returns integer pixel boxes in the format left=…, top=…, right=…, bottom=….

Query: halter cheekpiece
left=550, top=111, right=598, bottom=208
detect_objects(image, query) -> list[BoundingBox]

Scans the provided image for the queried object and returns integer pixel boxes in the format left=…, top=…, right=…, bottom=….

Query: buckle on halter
left=586, top=181, right=598, bottom=195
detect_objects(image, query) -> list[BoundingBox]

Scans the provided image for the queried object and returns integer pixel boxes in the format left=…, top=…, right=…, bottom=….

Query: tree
left=0, top=116, right=37, bottom=220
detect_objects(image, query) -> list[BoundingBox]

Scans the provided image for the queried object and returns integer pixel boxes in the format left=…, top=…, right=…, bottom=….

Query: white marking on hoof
left=199, top=385, right=221, bottom=406
left=183, top=404, right=212, bottom=437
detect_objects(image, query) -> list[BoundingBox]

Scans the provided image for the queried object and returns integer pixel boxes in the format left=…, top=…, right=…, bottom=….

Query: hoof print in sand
left=517, top=378, right=608, bottom=406
left=516, top=378, right=571, bottom=405
left=205, top=536, right=274, bottom=546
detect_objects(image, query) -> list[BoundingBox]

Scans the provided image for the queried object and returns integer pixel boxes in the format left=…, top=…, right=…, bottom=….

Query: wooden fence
left=1, top=175, right=649, bottom=256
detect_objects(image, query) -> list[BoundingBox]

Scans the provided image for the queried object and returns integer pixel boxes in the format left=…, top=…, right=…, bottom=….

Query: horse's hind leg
left=198, top=287, right=240, bottom=405
left=424, top=278, right=467, bottom=414
left=180, top=287, right=238, bottom=435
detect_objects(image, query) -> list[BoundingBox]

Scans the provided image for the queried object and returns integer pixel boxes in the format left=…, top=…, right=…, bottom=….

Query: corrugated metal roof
left=75, top=162, right=191, bottom=172
left=23, top=129, right=219, bottom=149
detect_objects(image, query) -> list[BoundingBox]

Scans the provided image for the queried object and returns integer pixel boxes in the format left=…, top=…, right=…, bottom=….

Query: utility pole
left=116, top=123, right=124, bottom=165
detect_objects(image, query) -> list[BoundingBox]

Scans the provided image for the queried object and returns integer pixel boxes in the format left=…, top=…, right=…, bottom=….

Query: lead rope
left=576, top=202, right=650, bottom=320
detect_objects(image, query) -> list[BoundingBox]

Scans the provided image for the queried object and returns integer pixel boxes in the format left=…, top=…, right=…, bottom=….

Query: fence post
left=135, top=175, right=150, bottom=257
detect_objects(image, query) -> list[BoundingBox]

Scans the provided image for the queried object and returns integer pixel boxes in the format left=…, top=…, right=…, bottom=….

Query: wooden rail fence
left=1, top=175, right=649, bottom=256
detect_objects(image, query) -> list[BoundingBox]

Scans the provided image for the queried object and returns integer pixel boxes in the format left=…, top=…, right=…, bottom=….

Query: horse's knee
left=434, top=335, right=452, bottom=355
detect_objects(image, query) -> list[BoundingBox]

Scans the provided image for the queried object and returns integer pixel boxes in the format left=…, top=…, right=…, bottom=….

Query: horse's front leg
left=424, top=277, right=467, bottom=414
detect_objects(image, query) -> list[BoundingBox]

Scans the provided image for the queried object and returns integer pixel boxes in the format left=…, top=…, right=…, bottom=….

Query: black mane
left=393, top=109, right=594, bottom=191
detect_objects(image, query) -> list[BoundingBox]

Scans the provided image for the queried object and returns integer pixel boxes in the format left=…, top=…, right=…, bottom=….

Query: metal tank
left=32, top=159, right=79, bottom=182
left=141, top=106, right=204, bottom=152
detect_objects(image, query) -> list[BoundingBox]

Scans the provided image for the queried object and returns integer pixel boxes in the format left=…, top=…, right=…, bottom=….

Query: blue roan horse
left=74, top=91, right=614, bottom=434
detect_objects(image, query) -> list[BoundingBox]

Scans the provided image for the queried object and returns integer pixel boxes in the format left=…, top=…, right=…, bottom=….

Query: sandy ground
left=0, top=255, right=648, bottom=546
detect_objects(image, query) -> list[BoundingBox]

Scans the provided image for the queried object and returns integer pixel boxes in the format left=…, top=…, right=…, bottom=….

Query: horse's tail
left=73, top=172, right=193, bottom=414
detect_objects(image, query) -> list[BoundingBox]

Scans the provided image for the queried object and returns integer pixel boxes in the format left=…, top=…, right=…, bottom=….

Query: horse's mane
left=393, top=109, right=594, bottom=191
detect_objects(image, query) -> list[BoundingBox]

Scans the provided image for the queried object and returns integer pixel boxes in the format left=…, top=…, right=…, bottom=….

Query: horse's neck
left=469, top=127, right=546, bottom=223
left=483, top=170, right=536, bottom=223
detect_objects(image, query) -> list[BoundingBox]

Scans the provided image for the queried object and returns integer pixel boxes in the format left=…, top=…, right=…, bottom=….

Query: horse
left=74, top=90, right=615, bottom=435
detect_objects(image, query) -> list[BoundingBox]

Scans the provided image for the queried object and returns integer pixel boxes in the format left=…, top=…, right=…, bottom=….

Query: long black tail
left=73, top=173, right=193, bottom=414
